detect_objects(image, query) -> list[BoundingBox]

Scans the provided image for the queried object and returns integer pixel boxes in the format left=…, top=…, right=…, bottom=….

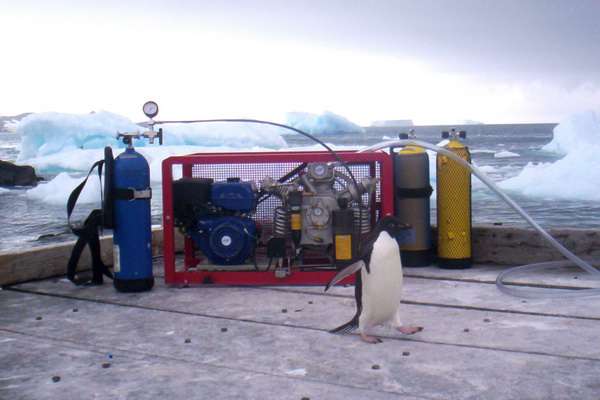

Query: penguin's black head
left=376, top=216, right=411, bottom=236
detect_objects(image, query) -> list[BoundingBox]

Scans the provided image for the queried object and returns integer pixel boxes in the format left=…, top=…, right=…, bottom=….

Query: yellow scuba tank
left=393, top=131, right=433, bottom=266
left=436, top=129, right=472, bottom=269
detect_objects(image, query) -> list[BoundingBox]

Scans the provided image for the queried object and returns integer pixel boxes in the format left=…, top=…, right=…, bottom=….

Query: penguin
left=325, top=215, right=423, bottom=343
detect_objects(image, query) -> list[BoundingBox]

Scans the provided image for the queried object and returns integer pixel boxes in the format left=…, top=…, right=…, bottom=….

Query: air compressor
left=436, top=129, right=472, bottom=269
left=170, top=161, right=378, bottom=277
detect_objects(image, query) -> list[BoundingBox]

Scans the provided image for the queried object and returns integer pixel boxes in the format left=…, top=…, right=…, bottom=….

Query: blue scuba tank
left=112, top=147, right=154, bottom=292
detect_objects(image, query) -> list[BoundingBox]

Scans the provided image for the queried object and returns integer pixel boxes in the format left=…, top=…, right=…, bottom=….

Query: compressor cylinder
left=112, top=147, right=155, bottom=292
left=392, top=133, right=433, bottom=266
left=436, top=130, right=472, bottom=269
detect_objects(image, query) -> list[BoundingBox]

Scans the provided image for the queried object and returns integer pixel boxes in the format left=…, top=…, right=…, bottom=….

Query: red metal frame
left=162, top=150, right=393, bottom=286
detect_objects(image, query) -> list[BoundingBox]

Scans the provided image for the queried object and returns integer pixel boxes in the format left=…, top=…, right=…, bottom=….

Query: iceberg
left=542, top=110, right=600, bottom=155
left=17, top=111, right=140, bottom=161
left=16, top=111, right=288, bottom=163
left=500, top=111, right=600, bottom=201
left=159, top=122, right=287, bottom=148
left=285, top=111, right=364, bottom=134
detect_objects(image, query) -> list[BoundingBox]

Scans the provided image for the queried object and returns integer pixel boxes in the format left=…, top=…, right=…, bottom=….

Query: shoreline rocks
left=0, top=160, right=42, bottom=186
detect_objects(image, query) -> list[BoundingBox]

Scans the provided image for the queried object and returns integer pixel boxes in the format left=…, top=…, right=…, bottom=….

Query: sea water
left=0, top=112, right=599, bottom=252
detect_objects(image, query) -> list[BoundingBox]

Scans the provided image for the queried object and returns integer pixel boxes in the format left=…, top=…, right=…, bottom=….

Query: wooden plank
left=0, top=331, right=412, bottom=400
left=0, top=229, right=184, bottom=286
left=11, top=277, right=600, bottom=359
left=2, top=289, right=600, bottom=399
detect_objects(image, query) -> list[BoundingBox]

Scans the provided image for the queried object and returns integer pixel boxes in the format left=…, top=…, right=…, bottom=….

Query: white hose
left=359, top=140, right=600, bottom=298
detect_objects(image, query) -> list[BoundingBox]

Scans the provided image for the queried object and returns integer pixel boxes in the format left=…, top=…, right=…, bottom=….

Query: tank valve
left=116, top=129, right=163, bottom=147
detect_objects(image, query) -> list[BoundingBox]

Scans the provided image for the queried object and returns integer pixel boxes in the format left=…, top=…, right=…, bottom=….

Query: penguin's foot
left=397, top=326, right=424, bottom=335
left=360, top=333, right=383, bottom=344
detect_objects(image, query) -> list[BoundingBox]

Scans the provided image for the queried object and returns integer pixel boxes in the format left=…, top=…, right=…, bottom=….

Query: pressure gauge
left=142, top=101, right=159, bottom=119
left=314, top=164, right=326, bottom=177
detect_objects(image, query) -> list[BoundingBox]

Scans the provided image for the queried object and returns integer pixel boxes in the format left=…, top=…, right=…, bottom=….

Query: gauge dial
left=314, top=164, right=326, bottom=177
left=142, top=101, right=159, bottom=119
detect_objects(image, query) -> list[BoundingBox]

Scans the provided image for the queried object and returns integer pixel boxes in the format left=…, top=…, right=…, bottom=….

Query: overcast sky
left=1, top=0, right=599, bottom=124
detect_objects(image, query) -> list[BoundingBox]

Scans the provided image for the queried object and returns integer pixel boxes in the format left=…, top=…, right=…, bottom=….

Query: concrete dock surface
left=2, top=263, right=600, bottom=399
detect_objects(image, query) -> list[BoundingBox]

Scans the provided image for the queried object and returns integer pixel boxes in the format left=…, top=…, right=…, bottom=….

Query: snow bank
left=26, top=172, right=101, bottom=205
left=16, top=112, right=288, bottom=163
left=0, top=187, right=9, bottom=193
left=500, top=111, right=600, bottom=201
left=286, top=111, right=364, bottom=134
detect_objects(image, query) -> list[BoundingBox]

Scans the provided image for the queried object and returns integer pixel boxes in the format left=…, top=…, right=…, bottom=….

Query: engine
left=173, top=177, right=258, bottom=265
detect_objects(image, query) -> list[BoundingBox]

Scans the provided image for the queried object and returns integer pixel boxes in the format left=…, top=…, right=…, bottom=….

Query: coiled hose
left=359, top=140, right=600, bottom=298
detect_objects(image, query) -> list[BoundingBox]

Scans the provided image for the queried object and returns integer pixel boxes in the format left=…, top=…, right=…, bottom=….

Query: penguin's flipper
left=324, top=260, right=365, bottom=292
left=329, top=313, right=359, bottom=334
left=329, top=273, right=362, bottom=335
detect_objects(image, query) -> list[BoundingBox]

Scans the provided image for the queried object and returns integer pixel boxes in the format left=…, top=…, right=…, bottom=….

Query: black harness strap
left=66, top=160, right=113, bottom=286
left=396, top=185, right=433, bottom=199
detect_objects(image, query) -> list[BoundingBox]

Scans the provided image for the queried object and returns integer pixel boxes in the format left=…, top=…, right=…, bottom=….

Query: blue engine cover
left=191, top=216, right=256, bottom=265
left=211, top=181, right=256, bottom=212
left=113, top=147, right=153, bottom=282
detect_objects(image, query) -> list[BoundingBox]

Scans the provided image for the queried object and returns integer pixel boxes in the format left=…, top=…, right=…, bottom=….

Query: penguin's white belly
left=361, top=232, right=403, bottom=327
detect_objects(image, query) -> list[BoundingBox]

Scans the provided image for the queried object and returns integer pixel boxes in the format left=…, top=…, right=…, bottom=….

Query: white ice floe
left=470, top=149, right=496, bottom=154
left=494, top=150, right=520, bottom=158
left=476, top=165, right=498, bottom=173
left=26, top=172, right=101, bottom=205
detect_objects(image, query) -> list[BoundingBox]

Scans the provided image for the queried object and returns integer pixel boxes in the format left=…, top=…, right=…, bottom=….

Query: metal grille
left=190, top=161, right=381, bottom=235
left=161, top=150, right=393, bottom=286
